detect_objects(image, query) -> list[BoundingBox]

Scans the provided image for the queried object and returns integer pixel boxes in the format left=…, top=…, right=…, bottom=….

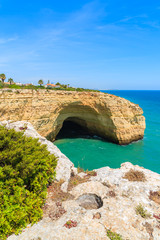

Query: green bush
left=135, top=204, right=151, bottom=218
left=7, top=84, right=21, bottom=89
left=106, top=229, right=123, bottom=240
left=0, top=83, right=99, bottom=92
left=0, top=126, right=57, bottom=239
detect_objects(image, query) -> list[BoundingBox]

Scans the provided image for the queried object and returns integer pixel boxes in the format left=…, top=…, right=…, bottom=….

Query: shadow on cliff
left=55, top=120, right=102, bottom=140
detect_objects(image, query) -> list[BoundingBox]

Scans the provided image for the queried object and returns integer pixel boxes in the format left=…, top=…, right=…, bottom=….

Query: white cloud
left=33, top=0, right=107, bottom=43
left=0, top=36, right=18, bottom=44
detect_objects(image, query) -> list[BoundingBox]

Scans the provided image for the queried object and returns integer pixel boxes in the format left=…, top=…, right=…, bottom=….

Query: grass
left=135, top=204, right=151, bottom=218
left=77, top=167, right=97, bottom=176
left=45, top=168, right=96, bottom=202
left=106, top=229, right=123, bottom=240
left=68, top=170, right=97, bottom=190
left=85, top=170, right=97, bottom=176
left=46, top=180, right=74, bottom=202
left=123, top=169, right=146, bottom=182
left=43, top=201, right=66, bottom=221
left=77, top=166, right=85, bottom=173
left=68, top=175, right=90, bottom=191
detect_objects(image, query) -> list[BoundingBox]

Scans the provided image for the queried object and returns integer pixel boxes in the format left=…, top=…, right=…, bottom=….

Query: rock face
left=1, top=121, right=160, bottom=240
left=0, top=89, right=145, bottom=144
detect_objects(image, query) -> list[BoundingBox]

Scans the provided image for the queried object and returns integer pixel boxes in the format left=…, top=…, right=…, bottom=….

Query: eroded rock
left=0, top=89, right=145, bottom=144
left=77, top=193, right=103, bottom=209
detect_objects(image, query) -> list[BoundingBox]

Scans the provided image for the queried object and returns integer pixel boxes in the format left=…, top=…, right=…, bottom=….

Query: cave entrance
left=55, top=117, right=93, bottom=140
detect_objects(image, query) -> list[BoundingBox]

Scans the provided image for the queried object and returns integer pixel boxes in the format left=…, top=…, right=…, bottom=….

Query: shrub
left=86, top=170, right=97, bottom=176
left=106, top=229, right=123, bottom=240
left=123, top=169, right=146, bottom=182
left=108, top=190, right=116, bottom=197
left=0, top=83, right=99, bottom=92
left=149, top=191, right=160, bottom=204
left=0, top=126, right=57, bottom=239
left=77, top=166, right=85, bottom=173
left=135, top=204, right=151, bottom=218
left=64, top=220, right=77, bottom=229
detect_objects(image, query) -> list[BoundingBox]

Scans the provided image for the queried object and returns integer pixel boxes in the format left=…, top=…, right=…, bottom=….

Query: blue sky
left=0, top=0, right=160, bottom=89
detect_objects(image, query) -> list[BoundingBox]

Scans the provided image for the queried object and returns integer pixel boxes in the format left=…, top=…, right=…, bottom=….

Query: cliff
left=1, top=121, right=159, bottom=240
left=0, top=89, right=145, bottom=144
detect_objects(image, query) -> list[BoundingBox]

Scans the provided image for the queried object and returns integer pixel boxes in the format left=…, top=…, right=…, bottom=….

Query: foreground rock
left=8, top=167, right=160, bottom=240
left=77, top=193, right=103, bottom=209
left=1, top=121, right=159, bottom=240
left=0, top=89, right=145, bottom=144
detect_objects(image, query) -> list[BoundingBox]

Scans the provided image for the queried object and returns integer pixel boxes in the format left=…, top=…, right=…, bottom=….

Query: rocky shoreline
left=1, top=121, right=160, bottom=240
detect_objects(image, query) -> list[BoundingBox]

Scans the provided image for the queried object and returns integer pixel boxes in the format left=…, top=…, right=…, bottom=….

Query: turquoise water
left=54, top=90, right=160, bottom=174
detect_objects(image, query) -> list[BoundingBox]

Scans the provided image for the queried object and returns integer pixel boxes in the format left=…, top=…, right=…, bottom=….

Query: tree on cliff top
left=8, top=78, right=14, bottom=85
left=0, top=73, right=6, bottom=83
left=56, top=82, right=61, bottom=86
left=38, top=79, right=43, bottom=86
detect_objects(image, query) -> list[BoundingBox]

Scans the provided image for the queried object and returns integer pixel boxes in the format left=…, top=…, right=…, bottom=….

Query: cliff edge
left=1, top=121, right=159, bottom=240
left=0, top=89, right=145, bottom=144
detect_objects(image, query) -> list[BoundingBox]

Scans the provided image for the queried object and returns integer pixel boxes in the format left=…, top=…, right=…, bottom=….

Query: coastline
left=1, top=121, right=160, bottom=240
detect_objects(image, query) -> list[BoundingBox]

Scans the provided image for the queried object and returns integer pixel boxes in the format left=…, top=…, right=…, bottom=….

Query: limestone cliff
left=1, top=121, right=159, bottom=240
left=0, top=89, right=145, bottom=144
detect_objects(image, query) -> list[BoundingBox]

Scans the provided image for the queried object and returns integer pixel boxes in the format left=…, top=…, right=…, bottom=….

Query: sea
left=54, top=90, right=160, bottom=174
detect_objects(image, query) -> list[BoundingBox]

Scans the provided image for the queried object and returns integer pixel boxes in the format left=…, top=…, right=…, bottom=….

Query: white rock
left=1, top=121, right=160, bottom=240
left=70, top=181, right=108, bottom=199
left=78, top=172, right=87, bottom=178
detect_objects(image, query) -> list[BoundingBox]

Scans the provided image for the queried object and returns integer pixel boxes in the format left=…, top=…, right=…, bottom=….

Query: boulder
left=77, top=193, right=103, bottom=209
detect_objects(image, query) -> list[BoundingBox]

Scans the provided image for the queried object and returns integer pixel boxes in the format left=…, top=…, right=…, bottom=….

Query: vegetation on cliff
left=0, top=126, right=57, bottom=239
left=0, top=73, right=99, bottom=92
left=0, top=82, right=99, bottom=92
left=0, top=74, right=6, bottom=83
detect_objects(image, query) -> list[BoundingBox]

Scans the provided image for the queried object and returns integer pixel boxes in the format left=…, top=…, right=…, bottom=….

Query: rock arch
left=47, top=104, right=113, bottom=141
left=0, top=89, right=145, bottom=145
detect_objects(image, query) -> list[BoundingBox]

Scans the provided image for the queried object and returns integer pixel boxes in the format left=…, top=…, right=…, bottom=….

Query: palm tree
left=8, top=78, right=14, bottom=85
left=0, top=73, right=6, bottom=83
left=38, top=79, right=43, bottom=86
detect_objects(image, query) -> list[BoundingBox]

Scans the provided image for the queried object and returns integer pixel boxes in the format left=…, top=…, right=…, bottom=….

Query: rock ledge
left=0, top=121, right=159, bottom=240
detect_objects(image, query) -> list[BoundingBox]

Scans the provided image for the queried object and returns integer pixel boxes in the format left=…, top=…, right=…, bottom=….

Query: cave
left=55, top=117, right=94, bottom=140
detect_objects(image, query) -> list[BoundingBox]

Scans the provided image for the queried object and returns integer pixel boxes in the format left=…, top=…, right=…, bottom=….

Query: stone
left=77, top=193, right=103, bottom=209
left=0, top=89, right=145, bottom=145
left=93, top=212, right=101, bottom=219
left=60, top=182, right=68, bottom=193
left=70, top=181, right=108, bottom=199
left=78, top=172, right=87, bottom=178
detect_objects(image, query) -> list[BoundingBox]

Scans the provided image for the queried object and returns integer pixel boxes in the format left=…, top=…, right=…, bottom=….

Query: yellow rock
left=0, top=89, right=145, bottom=144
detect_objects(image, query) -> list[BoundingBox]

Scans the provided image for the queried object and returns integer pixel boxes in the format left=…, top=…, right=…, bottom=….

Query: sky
left=0, top=0, right=160, bottom=90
